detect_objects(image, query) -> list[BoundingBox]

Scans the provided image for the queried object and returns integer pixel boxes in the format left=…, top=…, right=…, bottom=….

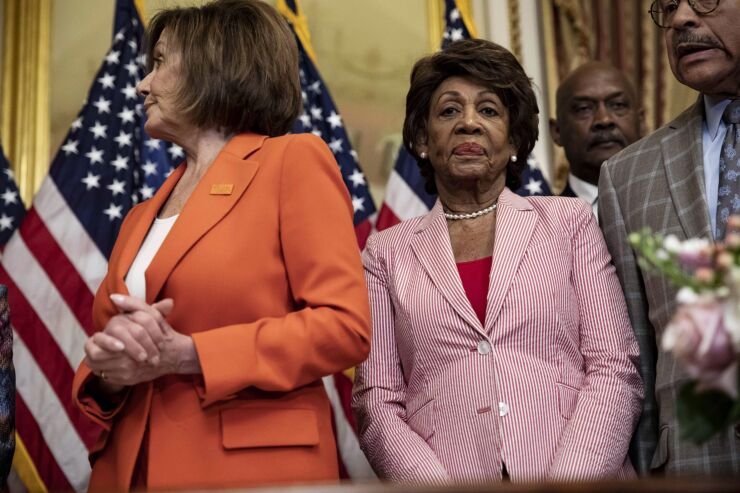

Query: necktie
left=716, top=100, right=740, bottom=240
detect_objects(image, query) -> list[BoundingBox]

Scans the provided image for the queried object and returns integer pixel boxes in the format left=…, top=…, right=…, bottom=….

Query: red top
left=456, top=256, right=493, bottom=325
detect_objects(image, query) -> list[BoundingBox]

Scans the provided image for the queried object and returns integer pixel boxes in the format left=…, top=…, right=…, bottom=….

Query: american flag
left=0, top=1, right=178, bottom=490
left=278, top=0, right=377, bottom=480
left=284, top=2, right=375, bottom=247
left=375, top=0, right=550, bottom=231
left=0, top=146, right=25, bottom=248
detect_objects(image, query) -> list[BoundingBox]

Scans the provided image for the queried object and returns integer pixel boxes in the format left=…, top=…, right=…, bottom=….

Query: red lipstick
left=454, top=142, right=485, bottom=155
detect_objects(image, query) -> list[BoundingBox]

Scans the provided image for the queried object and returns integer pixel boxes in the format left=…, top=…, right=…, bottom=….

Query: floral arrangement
left=629, top=216, right=740, bottom=444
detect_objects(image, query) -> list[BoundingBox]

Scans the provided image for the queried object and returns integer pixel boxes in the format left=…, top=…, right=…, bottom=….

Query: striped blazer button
left=476, top=340, right=491, bottom=355
left=498, top=402, right=509, bottom=417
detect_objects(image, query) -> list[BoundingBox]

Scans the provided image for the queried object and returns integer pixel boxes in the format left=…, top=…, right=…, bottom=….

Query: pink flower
left=663, top=302, right=738, bottom=398
left=674, top=238, right=713, bottom=271
left=728, top=215, right=740, bottom=233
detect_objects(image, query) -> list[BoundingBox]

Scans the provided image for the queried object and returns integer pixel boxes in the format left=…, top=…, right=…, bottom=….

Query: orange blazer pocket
left=220, top=407, right=320, bottom=449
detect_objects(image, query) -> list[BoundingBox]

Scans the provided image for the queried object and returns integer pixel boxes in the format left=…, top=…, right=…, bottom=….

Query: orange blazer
left=72, top=133, right=371, bottom=491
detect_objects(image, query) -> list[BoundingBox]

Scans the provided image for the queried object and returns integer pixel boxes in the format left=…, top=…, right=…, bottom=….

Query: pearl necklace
left=443, top=202, right=497, bottom=220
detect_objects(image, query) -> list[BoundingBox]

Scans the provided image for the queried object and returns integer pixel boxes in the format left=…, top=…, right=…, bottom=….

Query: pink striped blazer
left=352, top=188, right=643, bottom=483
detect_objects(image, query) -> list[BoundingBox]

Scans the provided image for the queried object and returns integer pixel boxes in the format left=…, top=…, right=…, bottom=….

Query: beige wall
left=47, top=0, right=432, bottom=205
left=31, top=1, right=701, bottom=206
left=50, top=0, right=114, bottom=157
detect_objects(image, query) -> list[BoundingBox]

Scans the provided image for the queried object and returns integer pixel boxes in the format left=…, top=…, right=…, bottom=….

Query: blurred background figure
left=0, top=286, right=14, bottom=489
left=72, top=1, right=370, bottom=490
left=550, top=61, right=643, bottom=219
left=353, top=38, right=642, bottom=484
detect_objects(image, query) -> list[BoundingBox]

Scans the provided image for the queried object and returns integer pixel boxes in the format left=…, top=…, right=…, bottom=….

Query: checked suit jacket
left=599, top=98, right=740, bottom=476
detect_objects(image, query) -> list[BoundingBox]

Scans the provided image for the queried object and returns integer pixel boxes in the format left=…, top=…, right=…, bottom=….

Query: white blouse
left=124, top=214, right=178, bottom=300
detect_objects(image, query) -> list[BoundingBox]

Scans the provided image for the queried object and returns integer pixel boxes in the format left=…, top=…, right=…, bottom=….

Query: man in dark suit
left=599, top=0, right=740, bottom=476
left=550, top=61, right=643, bottom=219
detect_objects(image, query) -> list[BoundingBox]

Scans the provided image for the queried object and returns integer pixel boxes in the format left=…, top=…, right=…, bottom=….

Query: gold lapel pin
left=210, top=184, right=234, bottom=195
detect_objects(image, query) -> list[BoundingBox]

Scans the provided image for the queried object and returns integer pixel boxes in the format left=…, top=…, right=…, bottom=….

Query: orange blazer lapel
left=144, top=133, right=266, bottom=303
left=108, top=163, right=187, bottom=296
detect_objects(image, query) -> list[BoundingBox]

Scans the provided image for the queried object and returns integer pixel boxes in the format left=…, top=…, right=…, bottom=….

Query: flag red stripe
left=15, top=393, right=74, bottom=492
left=1, top=268, right=99, bottom=449
left=353, top=219, right=372, bottom=250
left=332, top=371, right=358, bottom=430
left=375, top=205, right=401, bottom=232
left=19, top=209, right=95, bottom=335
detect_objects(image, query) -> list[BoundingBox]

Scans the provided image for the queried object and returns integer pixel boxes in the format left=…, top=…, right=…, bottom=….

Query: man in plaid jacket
left=599, top=0, right=739, bottom=477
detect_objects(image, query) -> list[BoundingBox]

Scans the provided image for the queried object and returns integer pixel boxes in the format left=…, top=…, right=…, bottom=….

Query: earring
left=510, top=155, right=518, bottom=162
left=420, top=152, right=427, bottom=160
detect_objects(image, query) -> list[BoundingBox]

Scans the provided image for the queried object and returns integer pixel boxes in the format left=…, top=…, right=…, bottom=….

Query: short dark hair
left=145, top=0, right=301, bottom=137
left=402, top=39, right=539, bottom=193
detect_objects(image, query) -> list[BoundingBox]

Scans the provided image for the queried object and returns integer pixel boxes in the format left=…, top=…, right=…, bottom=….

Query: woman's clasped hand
left=84, top=295, right=199, bottom=388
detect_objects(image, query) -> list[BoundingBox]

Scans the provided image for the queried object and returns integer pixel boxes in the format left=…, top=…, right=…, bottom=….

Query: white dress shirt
left=702, top=96, right=732, bottom=236
left=568, top=173, right=599, bottom=220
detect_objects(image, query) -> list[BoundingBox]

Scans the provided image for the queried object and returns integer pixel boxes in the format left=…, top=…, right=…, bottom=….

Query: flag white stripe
left=13, top=329, right=91, bottom=491
left=322, top=376, right=376, bottom=480
left=383, top=171, right=430, bottom=222
left=34, top=179, right=108, bottom=294
left=3, top=235, right=87, bottom=368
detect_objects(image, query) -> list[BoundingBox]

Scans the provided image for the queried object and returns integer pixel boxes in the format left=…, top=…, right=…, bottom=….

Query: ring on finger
left=100, top=370, right=107, bottom=381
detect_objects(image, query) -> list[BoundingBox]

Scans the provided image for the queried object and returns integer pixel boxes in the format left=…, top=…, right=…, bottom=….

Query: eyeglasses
left=649, top=0, right=720, bottom=28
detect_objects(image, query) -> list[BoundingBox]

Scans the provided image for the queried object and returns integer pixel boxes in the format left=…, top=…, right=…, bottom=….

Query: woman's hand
left=84, top=295, right=200, bottom=390
left=107, top=295, right=173, bottom=364
left=110, top=294, right=200, bottom=376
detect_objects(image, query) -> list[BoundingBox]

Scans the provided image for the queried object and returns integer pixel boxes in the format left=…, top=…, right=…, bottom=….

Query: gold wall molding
left=1, top=0, right=51, bottom=206
left=507, top=0, right=521, bottom=61
left=426, top=0, right=444, bottom=52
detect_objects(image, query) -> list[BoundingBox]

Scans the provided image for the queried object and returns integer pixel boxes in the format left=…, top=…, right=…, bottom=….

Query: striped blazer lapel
left=410, top=201, right=483, bottom=334
left=484, top=188, right=536, bottom=333
left=661, top=99, right=714, bottom=241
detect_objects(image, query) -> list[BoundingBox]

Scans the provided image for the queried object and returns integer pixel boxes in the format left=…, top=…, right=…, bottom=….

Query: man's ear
left=549, top=117, right=562, bottom=147
left=637, top=108, right=646, bottom=138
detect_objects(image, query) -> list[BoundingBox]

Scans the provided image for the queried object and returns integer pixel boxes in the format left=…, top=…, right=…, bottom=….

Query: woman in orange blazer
left=71, top=1, right=370, bottom=491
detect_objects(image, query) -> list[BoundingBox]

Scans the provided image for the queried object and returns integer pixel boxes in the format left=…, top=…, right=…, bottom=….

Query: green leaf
left=676, top=382, right=735, bottom=444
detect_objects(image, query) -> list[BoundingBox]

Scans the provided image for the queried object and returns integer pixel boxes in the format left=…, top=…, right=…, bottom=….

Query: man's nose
left=669, top=0, right=701, bottom=29
left=592, top=102, right=615, bottom=129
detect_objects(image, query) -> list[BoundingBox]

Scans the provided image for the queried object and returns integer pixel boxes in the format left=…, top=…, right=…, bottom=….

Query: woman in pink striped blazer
left=352, top=39, right=643, bottom=483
